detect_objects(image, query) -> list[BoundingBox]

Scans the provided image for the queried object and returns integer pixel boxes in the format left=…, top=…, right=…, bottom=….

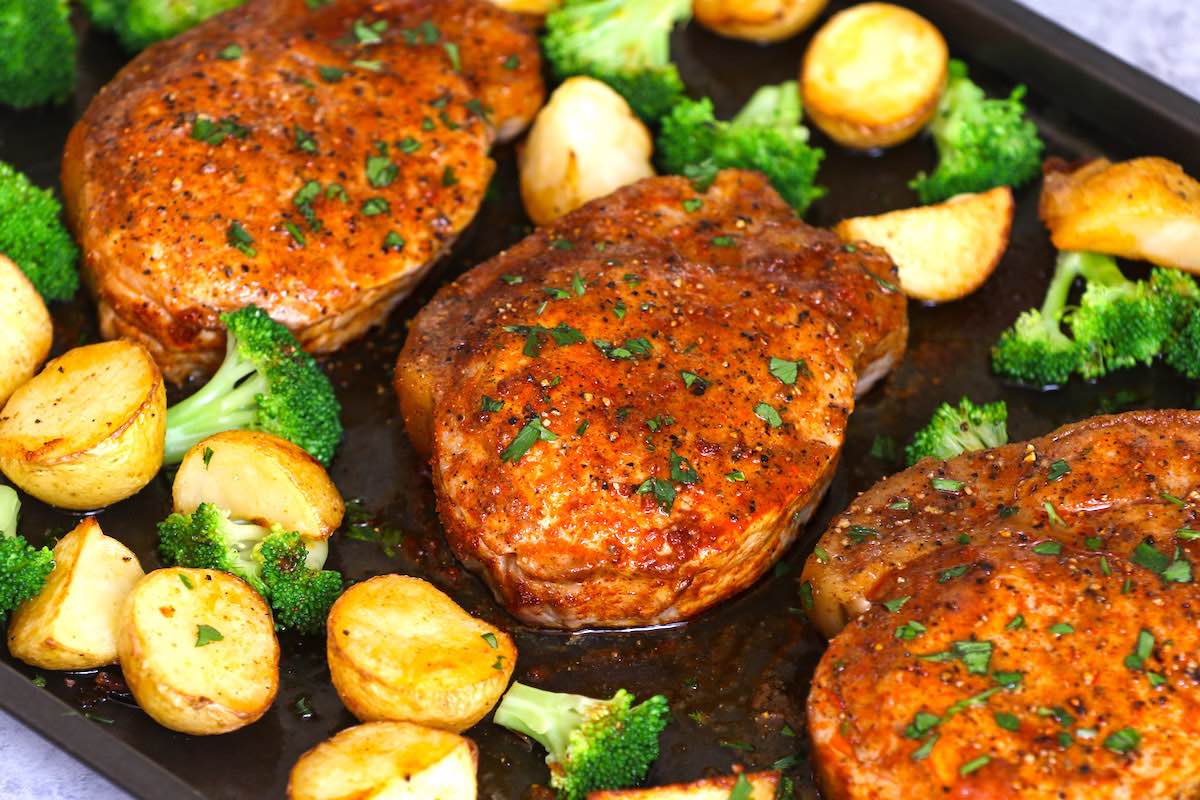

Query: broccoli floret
left=657, top=82, right=825, bottom=214
left=158, top=503, right=342, bottom=633
left=1067, top=253, right=1173, bottom=379
left=493, top=682, right=670, bottom=800
left=543, top=0, right=691, bottom=122
left=905, top=397, right=1007, bottom=466
left=991, top=250, right=1083, bottom=386
left=1157, top=268, right=1200, bottom=379
left=84, top=0, right=247, bottom=52
left=0, top=486, right=54, bottom=620
left=0, top=0, right=76, bottom=109
left=0, top=161, right=80, bottom=302
left=163, top=305, right=343, bottom=466
left=910, top=59, right=1043, bottom=204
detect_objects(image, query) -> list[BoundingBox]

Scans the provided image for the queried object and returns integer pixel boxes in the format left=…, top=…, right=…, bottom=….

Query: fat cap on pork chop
left=397, top=170, right=908, bottom=628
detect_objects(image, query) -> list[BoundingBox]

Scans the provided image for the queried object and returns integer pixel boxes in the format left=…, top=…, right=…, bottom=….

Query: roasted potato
left=118, top=568, right=279, bottom=735
left=0, top=254, right=52, bottom=407
left=173, top=430, right=344, bottom=541
left=487, top=0, right=560, bottom=14
left=288, top=721, right=478, bottom=800
left=327, top=575, right=516, bottom=732
left=0, top=340, right=165, bottom=510
left=834, top=186, right=1014, bottom=302
left=801, top=2, right=947, bottom=149
left=7, top=517, right=143, bottom=670
left=588, top=772, right=780, bottom=799
left=519, top=76, right=656, bottom=226
left=1040, top=156, right=1200, bottom=272
left=694, top=0, right=827, bottom=43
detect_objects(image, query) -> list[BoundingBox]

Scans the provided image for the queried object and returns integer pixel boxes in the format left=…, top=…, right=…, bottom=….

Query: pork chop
left=396, top=171, right=908, bottom=628
left=808, top=540, right=1200, bottom=799
left=801, top=409, right=1200, bottom=637
left=62, top=0, right=543, bottom=382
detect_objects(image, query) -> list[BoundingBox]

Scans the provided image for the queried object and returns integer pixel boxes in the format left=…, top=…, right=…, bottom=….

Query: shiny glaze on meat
left=62, top=0, right=543, bottom=382
left=808, top=540, right=1200, bottom=799
left=802, top=409, right=1200, bottom=637
left=396, top=171, right=907, bottom=628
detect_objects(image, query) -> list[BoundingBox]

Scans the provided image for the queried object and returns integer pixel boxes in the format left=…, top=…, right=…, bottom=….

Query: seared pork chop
left=62, top=0, right=543, bottom=382
left=396, top=171, right=907, bottom=628
left=802, top=409, right=1200, bottom=637
left=809, top=540, right=1200, bottom=799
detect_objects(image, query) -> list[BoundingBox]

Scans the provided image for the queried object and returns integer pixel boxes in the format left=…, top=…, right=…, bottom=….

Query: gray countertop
left=2, top=1, right=1198, bottom=798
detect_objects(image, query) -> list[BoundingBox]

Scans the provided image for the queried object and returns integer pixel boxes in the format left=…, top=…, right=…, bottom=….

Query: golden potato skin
left=801, top=2, right=947, bottom=149
left=0, top=340, right=166, bottom=510
left=519, top=77, right=656, bottom=225
left=118, top=568, right=279, bottom=735
left=835, top=186, right=1013, bottom=303
left=8, top=517, right=144, bottom=670
left=1040, top=156, right=1200, bottom=272
left=173, top=430, right=344, bottom=540
left=588, top=771, right=779, bottom=798
left=288, top=721, right=478, bottom=800
left=0, top=255, right=52, bottom=407
left=327, top=575, right=516, bottom=732
left=694, top=0, right=827, bottom=43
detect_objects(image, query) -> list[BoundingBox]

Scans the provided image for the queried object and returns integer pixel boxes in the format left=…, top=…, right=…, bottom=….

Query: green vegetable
left=910, top=59, right=1042, bottom=203
left=158, top=503, right=342, bottom=634
left=0, top=161, right=80, bottom=301
left=84, top=0, right=248, bottom=52
left=0, top=0, right=76, bottom=108
left=492, top=681, right=669, bottom=799
left=990, top=250, right=1083, bottom=386
left=905, top=397, right=1007, bottom=465
left=163, top=305, right=343, bottom=466
left=1067, top=254, right=1172, bottom=378
left=0, top=485, right=54, bottom=620
left=657, top=82, right=825, bottom=214
left=543, top=0, right=691, bottom=122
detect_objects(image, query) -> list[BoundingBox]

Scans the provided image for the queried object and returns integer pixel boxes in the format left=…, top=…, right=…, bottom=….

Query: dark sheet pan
left=1, top=1, right=1199, bottom=797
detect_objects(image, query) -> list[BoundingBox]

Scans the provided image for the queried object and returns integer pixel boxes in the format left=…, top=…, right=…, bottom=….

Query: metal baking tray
left=1, top=1, right=1198, bottom=797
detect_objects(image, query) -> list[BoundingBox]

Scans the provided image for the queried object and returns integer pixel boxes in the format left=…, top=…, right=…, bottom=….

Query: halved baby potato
left=801, top=2, right=947, bottom=149
left=118, top=568, right=279, bottom=735
left=834, top=186, right=1014, bottom=302
left=1040, top=156, right=1200, bottom=272
left=0, top=340, right=165, bottom=510
left=8, top=517, right=144, bottom=670
left=695, top=0, right=827, bottom=43
left=327, top=575, right=517, bottom=732
left=588, top=771, right=780, bottom=799
left=0, top=254, right=52, bottom=407
left=287, top=721, right=478, bottom=800
left=173, top=430, right=344, bottom=540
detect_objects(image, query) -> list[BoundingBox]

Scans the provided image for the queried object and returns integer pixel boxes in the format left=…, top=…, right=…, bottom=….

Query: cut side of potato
left=8, top=517, right=143, bottom=670
left=327, top=575, right=517, bottom=732
left=173, top=430, right=344, bottom=540
left=801, top=2, right=947, bottom=149
left=519, top=76, right=656, bottom=226
left=834, top=187, right=1013, bottom=303
left=118, top=568, right=279, bottom=735
left=0, top=340, right=166, bottom=510
left=588, top=771, right=780, bottom=799
left=695, top=0, right=827, bottom=43
left=1040, top=156, right=1200, bottom=272
left=0, top=254, right=52, bottom=408
left=288, top=721, right=478, bottom=800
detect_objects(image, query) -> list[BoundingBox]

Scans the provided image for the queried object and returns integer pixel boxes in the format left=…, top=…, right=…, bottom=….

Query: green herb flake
left=931, top=477, right=965, bottom=494
left=226, top=220, right=256, bottom=257
left=179, top=573, right=194, bottom=589
left=318, top=65, right=346, bottom=82
left=397, top=136, right=421, bottom=154
left=847, top=524, right=879, bottom=544
left=613, top=299, right=626, bottom=320
left=959, top=755, right=991, bottom=776
left=638, top=477, right=677, bottom=514
left=894, top=620, right=927, bottom=640
left=938, top=564, right=971, bottom=583
left=480, top=396, right=503, bottom=413
left=1047, top=459, right=1071, bottom=481
left=889, top=499, right=912, bottom=511
left=1032, top=541, right=1062, bottom=555
left=682, top=197, right=703, bottom=213
left=711, top=235, right=736, bottom=248
left=1103, top=727, right=1140, bottom=754
left=284, top=220, right=306, bottom=247
left=195, top=624, right=224, bottom=647
left=31, top=675, right=46, bottom=688
left=992, top=671, right=1023, bottom=688
left=1048, top=622, right=1075, bottom=636
left=813, top=546, right=830, bottom=563
left=352, top=17, right=386, bottom=44
left=994, top=712, right=1019, bottom=731
left=361, top=197, right=390, bottom=216
left=1006, top=614, right=1025, bottom=630
left=443, top=41, right=461, bottom=70
left=1132, top=540, right=1193, bottom=583
left=366, top=154, right=398, bottom=188
left=725, top=470, right=745, bottom=482
left=442, top=166, right=459, bottom=187
left=882, top=596, right=910, bottom=613
left=293, top=125, right=318, bottom=154
left=755, top=402, right=783, bottom=429
left=871, top=435, right=899, bottom=461
left=768, top=356, right=810, bottom=386
left=352, top=59, right=383, bottom=71
left=680, top=371, right=709, bottom=392
left=502, top=54, right=520, bottom=69
left=902, top=710, right=941, bottom=739
left=571, top=271, right=586, bottom=296
left=1161, top=491, right=1187, bottom=508
left=799, top=580, right=813, bottom=610
left=218, top=44, right=243, bottom=60
left=1124, top=628, right=1155, bottom=671
left=481, top=632, right=498, bottom=649
left=1044, top=501, right=1068, bottom=527
left=500, top=274, right=523, bottom=285
left=1085, top=536, right=1102, bottom=550
left=728, top=774, right=753, bottom=800
left=500, top=419, right=558, bottom=463
left=911, top=734, right=938, bottom=761
left=190, top=115, right=250, bottom=145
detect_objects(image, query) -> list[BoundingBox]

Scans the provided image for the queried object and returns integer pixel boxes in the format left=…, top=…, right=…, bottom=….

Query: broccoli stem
left=732, top=82, right=802, bottom=130
left=1041, top=251, right=1088, bottom=319
left=163, top=338, right=267, bottom=463
left=0, top=485, right=19, bottom=539
left=493, top=682, right=607, bottom=762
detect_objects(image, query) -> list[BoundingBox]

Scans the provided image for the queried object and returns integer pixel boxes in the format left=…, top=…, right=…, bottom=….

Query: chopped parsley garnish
left=902, top=710, right=940, bottom=738
left=669, top=450, right=699, bottom=484
left=201, top=446, right=214, bottom=468
left=352, top=18, right=386, bottom=45
left=912, top=735, right=938, bottom=760
left=444, top=41, right=461, bottom=71
left=728, top=774, right=753, bottom=800
left=937, top=563, right=971, bottom=583
left=1103, top=727, right=1140, bottom=754
left=1085, top=536, right=1102, bottom=550
left=992, top=671, right=1023, bottom=688
left=501, top=274, right=523, bottom=285
left=613, top=299, right=626, bottom=320
left=326, top=183, right=348, bottom=201
left=504, top=323, right=586, bottom=357
left=1123, top=628, right=1154, bottom=671
left=366, top=154, right=398, bottom=187
left=576, top=420, right=589, bottom=436
left=1006, top=614, right=1025, bottom=630
left=871, top=435, right=898, bottom=461
left=1160, top=491, right=1187, bottom=508
left=480, top=396, right=503, bottom=413
left=623, top=273, right=641, bottom=285
left=550, top=238, right=574, bottom=250
left=959, top=755, right=990, bottom=776
left=894, top=620, right=926, bottom=640
left=195, top=624, right=224, bottom=647
left=683, top=197, right=703, bottom=212
left=397, top=136, right=421, bottom=154
left=1032, top=541, right=1062, bottom=555
left=191, top=115, right=250, bottom=145
left=500, top=419, right=558, bottom=463
left=503, top=54, right=520, bottom=69
left=680, top=370, right=709, bottom=393
left=594, top=337, right=653, bottom=360
left=637, top=477, right=676, bottom=513
left=755, top=403, right=783, bottom=429
left=882, top=596, right=910, bottom=612
left=645, top=414, right=674, bottom=432
left=226, top=221, right=256, bottom=257
left=998, top=504, right=1019, bottom=518
left=481, top=632, right=498, bottom=649
left=768, top=356, right=811, bottom=386
left=846, top=524, right=879, bottom=544
left=218, top=44, right=243, bottom=60
left=352, top=59, right=382, bottom=71
left=382, top=231, right=405, bottom=252
left=1047, top=459, right=1071, bottom=481
left=361, top=197, right=390, bottom=216
left=284, top=221, right=306, bottom=246
left=889, top=499, right=912, bottom=511
left=571, top=272, right=586, bottom=296
left=293, top=125, right=318, bottom=154
left=931, top=477, right=964, bottom=494
left=711, top=235, right=736, bottom=248
left=1048, top=622, right=1075, bottom=635
left=994, top=712, right=1019, bottom=731
left=799, top=580, right=813, bottom=609
left=919, top=640, right=993, bottom=674
left=1178, top=528, right=1200, bottom=540
left=1131, top=540, right=1193, bottom=583
left=1043, top=501, right=1068, bottom=527
left=442, top=166, right=459, bottom=187
left=725, top=470, right=745, bottom=482
left=318, top=65, right=346, bottom=82
left=179, top=573, right=195, bottom=589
